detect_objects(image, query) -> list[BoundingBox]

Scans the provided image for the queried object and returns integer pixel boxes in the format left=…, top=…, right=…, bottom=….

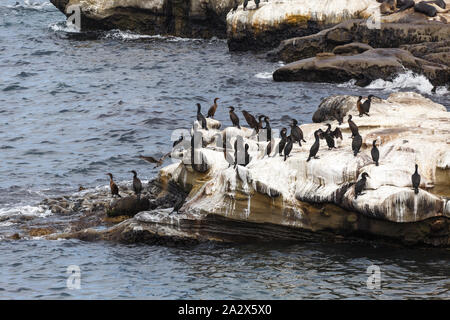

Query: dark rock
left=273, top=48, right=450, bottom=87
left=312, top=95, right=359, bottom=123
left=107, top=196, right=151, bottom=217
left=332, top=42, right=373, bottom=55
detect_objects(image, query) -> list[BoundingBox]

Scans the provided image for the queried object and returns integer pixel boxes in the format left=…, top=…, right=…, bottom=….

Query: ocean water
left=0, top=1, right=449, bottom=299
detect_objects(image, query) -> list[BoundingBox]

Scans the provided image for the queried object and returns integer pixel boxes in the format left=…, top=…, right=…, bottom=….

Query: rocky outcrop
left=43, top=92, right=450, bottom=247
left=272, top=47, right=450, bottom=87
left=50, top=0, right=235, bottom=38
left=226, top=0, right=379, bottom=51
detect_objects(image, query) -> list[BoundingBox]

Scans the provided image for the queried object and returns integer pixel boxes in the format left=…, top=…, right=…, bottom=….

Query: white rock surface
left=160, top=92, right=450, bottom=224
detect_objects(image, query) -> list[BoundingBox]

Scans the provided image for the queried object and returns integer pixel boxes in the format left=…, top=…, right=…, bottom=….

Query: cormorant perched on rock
left=173, top=135, right=184, bottom=149
left=290, top=119, right=306, bottom=147
left=354, top=172, right=370, bottom=199
left=196, top=103, right=208, bottom=130
left=348, top=115, right=359, bottom=138
left=361, top=95, right=373, bottom=116
left=357, top=96, right=365, bottom=117
left=106, top=173, right=121, bottom=198
left=332, top=126, right=343, bottom=140
left=264, top=116, right=271, bottom=142
left=243, top=0, right=248, bottom=10
left=307, top=129, right=322, bottom=162
left=265, top=139, right=274, bottom=157
left=371, top=140, right=379, bottom=166
left=284, top=135, right=293, bottom=161
left=171, top=195, right=186, bottom=214
left=412, top=164, right=421, bottom=194
left=352, top=132, right=362, bottom=156
left=228, top=106, right=241, bottom=129
left=278, top=128, right=288, bottom=156
left=323, top=124, right=337, bottom=150
left=207, top=98, right=219, bottom=118
left=131, top=170, right=142, bottom=199
left=242, top=110, right=258, bottom=131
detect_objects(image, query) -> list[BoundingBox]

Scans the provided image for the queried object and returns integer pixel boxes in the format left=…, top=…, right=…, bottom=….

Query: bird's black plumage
left=244, top=144, right=251, bottom=166
left=131, top=170, right=142, bottom=199
left=354, top=172, right=370, bottom=199
left=283, top=135, right=293, bottom=161
left=412, top=164, right=421, bottom=194
left=290, top=119, right=306, bottom=147
left=255, top=0, right=260, bottom=8
left=228, top=106, right=241, bottom=129
left=348, top=115, right=359, bottom=138
left=196, top=103, right=208, bottom=130
left=242, top=110, right=258, bottom=130
left=307, top=129, right=322, bottom=162
left=278, top=128, right=288, bottom=156
left=352, top=132, right=362, bottom=156
left=361, top=95, right=373, bottom=116
left=243, top=0, right=248, bottom=10
left=324, top=124, right=336, bottom=150
left=371, top=140, right=379, bottom=166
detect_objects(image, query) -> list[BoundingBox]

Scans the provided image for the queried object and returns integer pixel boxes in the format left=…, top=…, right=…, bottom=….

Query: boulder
left=272, top=48, right=450, bottom=87
left=50, top=0, right=235, bottom=38
left=107, top=196, right=151, bottom=217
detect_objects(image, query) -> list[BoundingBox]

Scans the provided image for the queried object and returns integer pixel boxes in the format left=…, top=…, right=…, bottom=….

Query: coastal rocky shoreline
left=10, top=92, right=450, bottom=247
left=50, top=0, right=450, bottom=88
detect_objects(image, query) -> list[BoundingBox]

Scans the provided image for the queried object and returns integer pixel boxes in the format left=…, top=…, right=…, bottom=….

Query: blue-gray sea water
left=0, top=0, right=449, bottom=299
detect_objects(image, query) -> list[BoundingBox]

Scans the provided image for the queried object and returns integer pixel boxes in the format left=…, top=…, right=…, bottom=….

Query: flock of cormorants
left=106, top=95, right=422, bottom=203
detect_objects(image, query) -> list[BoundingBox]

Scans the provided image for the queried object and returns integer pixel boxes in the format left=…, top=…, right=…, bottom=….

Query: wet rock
left=107, top=196, right=151, bottom=217
left=27, top=228, right=55, bottom=237
left=272, top=48, right=450, bottom=87
left=50, top=0, right=235, bottom=38
left=332, top=42, right=373, bottom=55
left=270, top=19, right=450, bottom=63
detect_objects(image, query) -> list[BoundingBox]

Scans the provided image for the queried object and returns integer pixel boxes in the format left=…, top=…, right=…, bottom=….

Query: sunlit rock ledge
left=43, top=92, right=449, bottom=247
left=227, top=0, right=379, bottom=51
left=145, top=91, right=449, bottom=246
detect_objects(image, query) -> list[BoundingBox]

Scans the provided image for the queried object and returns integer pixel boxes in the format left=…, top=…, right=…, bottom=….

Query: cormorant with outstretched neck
left=354, top=172, right=370, bottom=199
left=362, top=95, right=374, bottom=116
left=290, top=119, right=306, bottom=147
left=352, top=132, right=362, bottom=156
left=412, top=164, right=421, bottom=194
left=307, top=129, right=322, bottom=162
left=228, top=106, right=241, bottom=129
left=283, top=135, right=293, bottom=161
left=242, top=110, right=258, bottom=131
left=131, top=170, right=142, bottom=199
left=107, top=173, right=121, bottom=198
left=348, top=115, right=359, bottom=138
left=196, top=103, right=208, bottom=130
left=371, top=140, right=379, bottom=166
left=207, top=98, right=219, bottom=118
left=323, top=124, right=337, bottom=150
left=278, top=128, right=288, bottom=156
